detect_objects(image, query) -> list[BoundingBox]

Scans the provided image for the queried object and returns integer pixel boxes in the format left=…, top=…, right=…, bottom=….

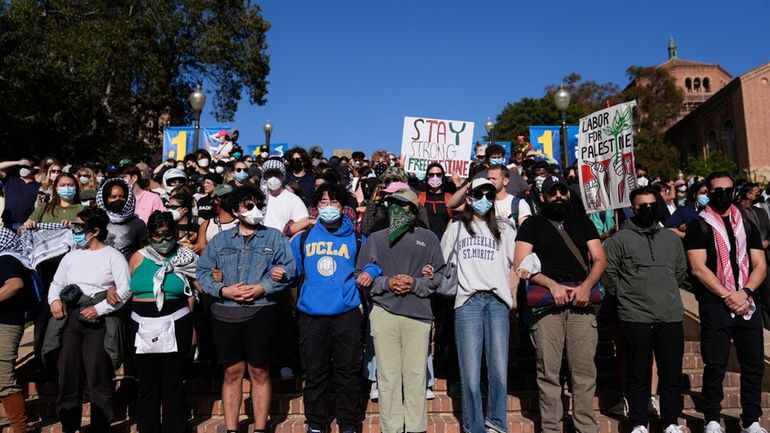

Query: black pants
left=131, top=299, right=193, bottom=433
left=700, top=303, right=765, bottom=425
left=298, top=309, right=363, bottom=431
left=620, top=321, right=684, bottom=427
left=57, top=309, right=115, bottom=433
left=34, top=256, right=61, bottom=370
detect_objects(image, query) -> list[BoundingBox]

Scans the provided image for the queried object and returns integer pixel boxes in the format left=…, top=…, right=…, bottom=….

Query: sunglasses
left=635, top=202, right=658, bottom=211
left=241, top=202, right=257, bottom=211
left=50, top=169, right=61, bottom=174
left=712, top=187, right=734, bottom=195
left=427, top=173, right=443, bottom=178
left=472, top=190, right=496, bottom=201
left=70, top=223, right=87, bottom=234
left=150, top=231, right=175, bottom=241
left=235, top=168, right=247, bottom=173
left=547, top=185, right=569, bottom=196
left=166, top=205, right=181, bottom=210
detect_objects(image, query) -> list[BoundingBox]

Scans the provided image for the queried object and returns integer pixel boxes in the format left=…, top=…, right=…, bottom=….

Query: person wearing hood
left=97, top=178, right=148, bottom=261
left=602, top=187, right=688, bottom=433
left=0, top=228, right=32, bottom=432
left=289, top=183, right=365, bottom=433
left=161, top=168, right=187, bottom=204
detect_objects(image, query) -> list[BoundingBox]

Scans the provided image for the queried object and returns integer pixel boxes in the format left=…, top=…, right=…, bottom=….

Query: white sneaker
left=426, top=388, right=435, bottom=400
left=665, top=425, right=686, bottom=433
left=705, top=421, right=725, bottom=433
left=369, top=382, right=378, bottom=401
left=280, top=367, right=295, bottom=381
left=631, top=426, right=648, bottom=433
left=649, top=395, right=660, bottom=415
left=741, top=422, right=769, bottom=433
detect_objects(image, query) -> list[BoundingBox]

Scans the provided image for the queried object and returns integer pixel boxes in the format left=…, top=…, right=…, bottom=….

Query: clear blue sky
left=200, top=0, right=770, bottom=157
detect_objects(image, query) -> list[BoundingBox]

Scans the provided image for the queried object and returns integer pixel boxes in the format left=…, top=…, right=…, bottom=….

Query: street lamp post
left=263, top=120, right=272, bottom=155
left=485, top=118, right=495, bottom=146
left=554, top=86, right=571, bottom=171
left=188, top=84, right=206, bottom=152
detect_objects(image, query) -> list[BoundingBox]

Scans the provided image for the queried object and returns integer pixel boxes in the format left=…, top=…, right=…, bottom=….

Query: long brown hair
left=458, top=186, right=501, bottom=241
left=45, top=173, right=81, bottom=217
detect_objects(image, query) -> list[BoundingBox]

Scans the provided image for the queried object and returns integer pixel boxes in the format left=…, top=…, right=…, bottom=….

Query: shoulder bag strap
left=547, top=219, right=589, bottom=273
left=446, top=220, right=463, bottom=265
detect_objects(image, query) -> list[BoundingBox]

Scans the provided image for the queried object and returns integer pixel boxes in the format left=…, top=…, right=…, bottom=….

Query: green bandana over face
left=388, top=204, right=415, bottom=245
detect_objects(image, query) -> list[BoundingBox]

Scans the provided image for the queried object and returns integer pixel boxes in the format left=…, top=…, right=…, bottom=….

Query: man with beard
left=602, top=187, right=688, bottom=433
left=513, top=175, right=607, bottom=433
left=196, top=185, right=296, bottom=433
left=684, top=172, right=766, bottom=433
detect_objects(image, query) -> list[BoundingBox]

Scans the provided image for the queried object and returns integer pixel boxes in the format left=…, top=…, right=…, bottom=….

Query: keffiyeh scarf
left=20, top=223, right=73, bottom=267
left=97, top=178, right=137, bottom=224
left=0, top=227, right=33, bottom=269
left=700, top=205, right=754, bottom=319
left=139, top=245, right=198, bottom=311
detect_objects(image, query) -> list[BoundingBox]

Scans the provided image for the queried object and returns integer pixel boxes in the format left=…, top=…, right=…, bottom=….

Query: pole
left=265, top=130, right=271, bottom=155
left=192, top=112, right=201, bottom=153
left=560, top=110, right=568, bottom=171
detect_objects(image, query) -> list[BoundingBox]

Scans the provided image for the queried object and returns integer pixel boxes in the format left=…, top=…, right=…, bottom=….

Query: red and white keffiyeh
left=700, top=204, right=754, bottom=319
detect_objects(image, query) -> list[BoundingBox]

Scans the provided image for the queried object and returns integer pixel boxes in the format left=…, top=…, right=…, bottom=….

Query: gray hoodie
left=356, top=227, right=445, bottom=321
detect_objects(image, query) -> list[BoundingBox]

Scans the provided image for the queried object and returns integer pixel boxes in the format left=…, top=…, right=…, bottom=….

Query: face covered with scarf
left=385, top=190, right=418, bottom=245
left=96, top=178, right=136, bottom=224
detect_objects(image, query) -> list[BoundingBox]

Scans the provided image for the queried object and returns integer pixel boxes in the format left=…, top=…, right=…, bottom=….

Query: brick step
left=8, top=411, right=770, bottom=433
left=9, top=386, right=769, bottom=420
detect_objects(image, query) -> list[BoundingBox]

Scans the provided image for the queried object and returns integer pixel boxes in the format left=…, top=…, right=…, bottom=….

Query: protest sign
left=576, top=101, right=637, bottom=213
left=163, top=126, right=232, bottom=159
left=401, top=116, right=475, bottom=178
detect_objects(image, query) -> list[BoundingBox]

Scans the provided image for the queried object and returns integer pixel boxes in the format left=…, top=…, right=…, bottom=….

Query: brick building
left=661, top=38, right=770, bottom=178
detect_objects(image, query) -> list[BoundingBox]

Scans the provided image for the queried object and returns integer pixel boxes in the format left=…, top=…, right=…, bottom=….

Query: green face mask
left=151, top=239, right=177, bottom=255
left=387, top=204, right=415, bottom=246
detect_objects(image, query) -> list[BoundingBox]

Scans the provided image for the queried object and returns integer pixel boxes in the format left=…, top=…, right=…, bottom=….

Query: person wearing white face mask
left=260, top=158, right=309, bottom=232
left=196, top=185, right=296, bottom=433
left=0, top=158, right=42, bottom=230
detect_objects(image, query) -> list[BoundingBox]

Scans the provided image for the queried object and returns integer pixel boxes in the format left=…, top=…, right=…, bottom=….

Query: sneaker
left=665, top=425, right=686, bottom=433
left=741, top=422, right=769, bottom=433
left=649, top=395, right=660, bottom=416
left=369, top=382, right=378, bottom=401
left=426, top=388, right=436, bottom=400
left=631, top=426, right=648, bottom=433
left=606, top=397, right=628, bottom=416
left=280, top=367, right=295, bottom=381
left=705, top=421, right=725, bottom=433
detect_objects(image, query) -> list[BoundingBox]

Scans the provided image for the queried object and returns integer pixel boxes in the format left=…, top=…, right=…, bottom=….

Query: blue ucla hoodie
left=291, top=217, right=369, bottom=316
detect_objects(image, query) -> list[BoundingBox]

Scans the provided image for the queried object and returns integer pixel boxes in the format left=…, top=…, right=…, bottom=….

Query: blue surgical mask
left=697, top=194, right=710, bottom=208
left=318, top=206, right=341, bottom=223
left=57, top=186, right=76, bottom=200
left=73, top=231, right=88, bottom=247
left=234, top=171, right=249, bottom=182
left=471, top=197, right=493, bottom=215
left=489, top=157, right=505, bottom=166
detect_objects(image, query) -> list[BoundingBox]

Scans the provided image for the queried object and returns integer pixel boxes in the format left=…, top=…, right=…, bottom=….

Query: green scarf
left=388, top=204, right=415, bottom=245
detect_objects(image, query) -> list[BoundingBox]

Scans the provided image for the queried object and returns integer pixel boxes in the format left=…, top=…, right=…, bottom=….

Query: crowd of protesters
left=0, top=131, right=767, bottom=433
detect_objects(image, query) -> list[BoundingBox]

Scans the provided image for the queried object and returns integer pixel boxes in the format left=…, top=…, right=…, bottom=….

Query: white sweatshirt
left=440, top=218, right=517, bottom=310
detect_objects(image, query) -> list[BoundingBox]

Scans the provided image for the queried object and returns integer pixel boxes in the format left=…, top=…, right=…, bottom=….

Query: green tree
left=0, top=1, right=271, bottom=162
left=687, top=151, right=738, bottom=177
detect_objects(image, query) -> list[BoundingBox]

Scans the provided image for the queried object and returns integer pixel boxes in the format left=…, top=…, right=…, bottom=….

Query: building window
left=693, top=78, right=701, bottom=92
left=707, top=130, right=718, bottom=154
left=703, top=77, right=711, bottom=92
left=685, top=78, right=692, bottom=92
left=722, top=120, right=736, bottom=161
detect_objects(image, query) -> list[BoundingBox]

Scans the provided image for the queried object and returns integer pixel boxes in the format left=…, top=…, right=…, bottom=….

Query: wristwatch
left=742, top=287, right=753, bottom=298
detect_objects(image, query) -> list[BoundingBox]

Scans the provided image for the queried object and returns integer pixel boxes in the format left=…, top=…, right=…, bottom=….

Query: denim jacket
left=196, top=224, right=296, bottom=307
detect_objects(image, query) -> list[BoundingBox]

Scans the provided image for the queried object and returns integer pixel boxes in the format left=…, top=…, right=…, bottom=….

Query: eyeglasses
left=234, top=168, right=247, bottom=173
left=427, top=173, right=443, bottom=178
left=150, top=231, right=175, bottom=241
left=50, top=169, right=61, bottom=174
left=472, top=190, right=496, bottom=201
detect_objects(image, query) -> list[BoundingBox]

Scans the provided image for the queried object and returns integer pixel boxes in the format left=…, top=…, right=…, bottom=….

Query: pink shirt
left=134, top=189, right=165, bottom=223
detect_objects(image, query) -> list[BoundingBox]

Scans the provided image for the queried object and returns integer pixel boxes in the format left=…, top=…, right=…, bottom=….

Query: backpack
left=418, top=191, right=453, bottom=217
left=508, top=194, right=535, bottom=228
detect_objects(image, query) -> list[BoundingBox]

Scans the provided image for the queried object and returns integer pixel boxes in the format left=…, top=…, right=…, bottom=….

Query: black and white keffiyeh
left=20, top=223, right=73, bottom=267
left=97, top=178, right=137, bottom=224
left=139, top=245, right=198, bottom=311
left=0, top=227, right=33, bottom=269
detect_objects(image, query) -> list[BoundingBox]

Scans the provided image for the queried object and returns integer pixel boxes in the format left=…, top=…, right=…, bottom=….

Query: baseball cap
left=385, top=188, right=419, bottom=209
left=541, top=175, right=568, bottom=193
left=383, top=181, right=409, bottom=194
left=213, top=184, right=233, bottom=197
left=215, top=129, right=229, bottom=138
left=469, top=178, right=494, bottom=192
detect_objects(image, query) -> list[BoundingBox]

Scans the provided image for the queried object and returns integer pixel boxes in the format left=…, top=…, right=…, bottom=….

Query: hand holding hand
left=51, top=300, right=66, bottom=319
left=80, top=306, right=98, bottom=321
left=271, top=267, right=286, bottom=282
left=212, top=268, right=224, bottom=283
left=356, top=272, right=374, bottom=288
left=106, top=287, right=121, bottom=305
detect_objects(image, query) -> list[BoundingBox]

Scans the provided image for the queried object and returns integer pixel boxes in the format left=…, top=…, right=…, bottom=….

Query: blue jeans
left=455, top=292, right=510, bottom=433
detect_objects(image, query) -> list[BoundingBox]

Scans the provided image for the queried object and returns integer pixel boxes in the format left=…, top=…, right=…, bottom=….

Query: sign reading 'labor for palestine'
left=401, top=116, right=475, bottom=178
left=577, top=101, right=638, bottom=213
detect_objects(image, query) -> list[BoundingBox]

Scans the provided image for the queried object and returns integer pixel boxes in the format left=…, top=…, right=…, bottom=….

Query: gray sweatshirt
left=356, top=227, right=445, bottom=321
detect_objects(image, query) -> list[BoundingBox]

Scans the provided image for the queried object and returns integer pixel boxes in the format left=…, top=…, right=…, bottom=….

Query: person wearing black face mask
left=684, top=172, right=767, bottom=433
left=602, top=187, right=688, bottom=433
left=285, top=147, right=316, bottom=201
left=97, top=178, right=148, bottom=260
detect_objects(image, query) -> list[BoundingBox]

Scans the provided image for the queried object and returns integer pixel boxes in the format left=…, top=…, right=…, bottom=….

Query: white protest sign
left=401, top=116, right=475, bottom=178
left=577, top=101, right=637, bottom=213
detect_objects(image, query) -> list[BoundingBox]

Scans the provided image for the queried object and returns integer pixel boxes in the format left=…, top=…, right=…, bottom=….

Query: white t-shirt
left=48, top=247, right=131, bottom=316
left=264, top=189, right=309, bottom=232
left=494, top=194, right=532, bottom=226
